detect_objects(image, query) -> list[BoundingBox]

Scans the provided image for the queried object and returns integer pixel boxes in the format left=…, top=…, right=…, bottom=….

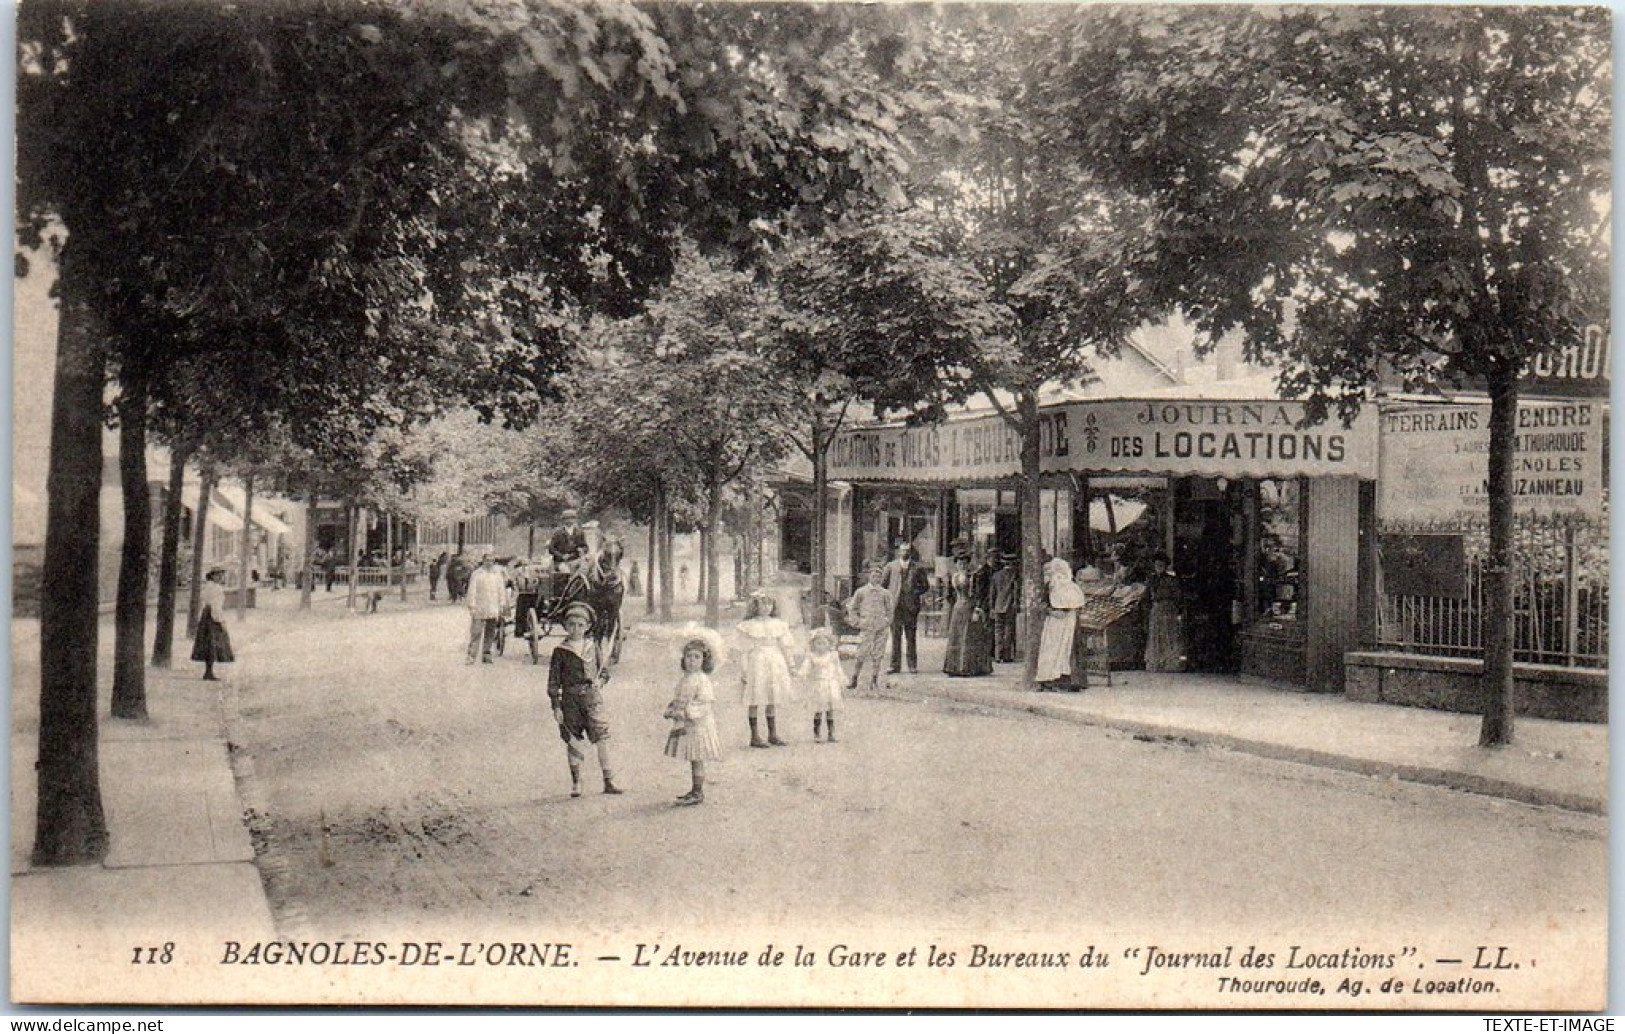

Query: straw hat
left=677, top=623, right=727, bottom=668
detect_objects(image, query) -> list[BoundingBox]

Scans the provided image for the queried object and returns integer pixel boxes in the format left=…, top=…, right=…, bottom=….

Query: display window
left=1254, top=478, right=1303, bottom=622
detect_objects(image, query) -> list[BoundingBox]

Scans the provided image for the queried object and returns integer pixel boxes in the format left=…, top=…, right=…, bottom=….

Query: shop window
left=955, top=488, right=998, bottom=557
left=1080, top=477, right=1168, bottom=581
left=1039, top=488, right=1073, bottom=560
left=1255, top=479, right=1302, bottom=621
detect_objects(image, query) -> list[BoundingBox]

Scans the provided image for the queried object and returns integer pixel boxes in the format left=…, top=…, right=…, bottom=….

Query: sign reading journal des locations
left=1379, top=401, right=1605, bottom=522
left=827, top=400, right=1378, bottom=483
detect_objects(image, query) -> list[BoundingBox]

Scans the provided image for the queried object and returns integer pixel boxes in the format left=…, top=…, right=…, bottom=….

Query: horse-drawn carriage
left=505, top=545, right=626, bottom=665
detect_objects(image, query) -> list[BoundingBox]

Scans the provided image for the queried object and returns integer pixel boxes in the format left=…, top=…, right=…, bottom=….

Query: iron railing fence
left=1378, top=517, right=1608, bottom=669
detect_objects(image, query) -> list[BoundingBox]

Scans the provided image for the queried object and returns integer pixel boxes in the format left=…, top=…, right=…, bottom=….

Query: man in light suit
left=883, top=542, right=931, bottom=674
left=465, top=555, right=507, bottom=664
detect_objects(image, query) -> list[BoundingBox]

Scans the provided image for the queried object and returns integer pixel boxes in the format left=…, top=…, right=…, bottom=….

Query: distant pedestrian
left=465, top=555, right=506, bottom=664
left=548, top=602, right=622, bottom=798
left=191, top=567, right=234, bottom=682
left=800, top=627, right=845, bottom=743
left=883, top=543, right=931, bottom=673
left=943, top=549, right=994, bottom=677
left=446, top=553, right=471, bottom=602
left=323, top=550, right=339, bottom=593
left=1143, top=553, right=1186, bottom=674
left=844, top=564, right=893, bottom=695
left=1036, top=557, right=1087, bottom=691
left=990, top=552, right=1020, bottom=663
left=737, top=593, right=798, bottom=748
left=663, top=629, right=724, bottom=805
left=429, top=551, right=447, bottom=601
left=678, top=563, right=690, bottom=598
left=628, top=559, right=643, bottom=597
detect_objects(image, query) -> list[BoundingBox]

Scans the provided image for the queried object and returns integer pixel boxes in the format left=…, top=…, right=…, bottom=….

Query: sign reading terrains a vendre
left=1378, top=401, right=1605, bottom=523
left=827, top=399, right=1379, bottom=483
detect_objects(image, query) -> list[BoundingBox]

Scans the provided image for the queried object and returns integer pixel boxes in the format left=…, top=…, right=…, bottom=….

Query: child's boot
left=568, top=764, right=582, bottom=799
left=813, top=714, right=823, bottom=742
left=598, top=742, right=623, bottom=794
left=748, top=714, right=768, bottom=748
left=766, top=711, right=787, bottom=746
left=677, top=774, right=705, bottom=806
left=825, top=715, right=837, bottom=743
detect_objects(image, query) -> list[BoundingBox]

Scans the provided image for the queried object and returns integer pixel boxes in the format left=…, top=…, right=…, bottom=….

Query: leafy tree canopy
left=18, top=0, right=930, bottom=436
left=1050, top=5, right=1611, bottom=419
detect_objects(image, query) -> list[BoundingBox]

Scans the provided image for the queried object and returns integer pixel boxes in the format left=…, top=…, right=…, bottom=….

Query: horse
left=580, top=540, right=627, bottom=664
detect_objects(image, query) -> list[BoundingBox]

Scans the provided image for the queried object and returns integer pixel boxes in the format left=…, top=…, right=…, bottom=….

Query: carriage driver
left=550, top=509, right=590, bottom=572
left=549, top=508, right=591, bottom=595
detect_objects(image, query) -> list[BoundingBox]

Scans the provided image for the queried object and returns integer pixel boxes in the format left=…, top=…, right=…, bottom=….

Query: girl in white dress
left=800, top=627, right=845, bottom=743
left=664, top=630, right=724, bottom=805
left=736, top=594, right=799, bottom=747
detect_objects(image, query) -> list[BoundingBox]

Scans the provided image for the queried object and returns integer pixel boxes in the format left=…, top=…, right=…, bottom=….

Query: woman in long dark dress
left=191, top=567, right=235, bottom=681
left=943, top=553, right=994, bottom=676
left=1143, top=553, right=1186, bottom=673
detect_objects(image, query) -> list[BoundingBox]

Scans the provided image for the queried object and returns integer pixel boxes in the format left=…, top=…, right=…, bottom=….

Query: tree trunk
left=237, top=473, right=255, bottom=622
left=697, top=527, right=709, bottom=605
left=659, top=494, right=675, bottom=623
left=299, top=491, right=317, bottom=610
left=186, top=464, right=217, bottom=638
left=33, top=245, right=110, bottom=865
left=1016, top=392, right=1045, bottom=689
left=112, top=373, right=151, bottom=719
left=1478, top=363, right=1520, bottom=746
left=646, top=491, right=659, bottom=616
left=385, top=510, right=395, bottom=602
left=400, top=516, right=410, bottom=602
left=705, top=475, right=724, bottom=627
left=152, top=445, right=188, bottom=667
left=346, top=504, right=359, bottom=612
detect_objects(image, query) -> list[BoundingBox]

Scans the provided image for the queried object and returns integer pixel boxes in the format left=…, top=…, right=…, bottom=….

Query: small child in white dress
left=664, top=629, right=724, bottom=806
left=800, top=627, right=845, bottom=743
left=736, top=594, right=800, bottom=747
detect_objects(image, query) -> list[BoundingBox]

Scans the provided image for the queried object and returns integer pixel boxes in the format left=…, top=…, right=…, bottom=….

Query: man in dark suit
left=883, top=543, right=931, bottom=673
left=549, top=509, right=590, bottom=571
left=990, top=551, right=1021, bottom=663
left=549, top=508, right=590, bottom=596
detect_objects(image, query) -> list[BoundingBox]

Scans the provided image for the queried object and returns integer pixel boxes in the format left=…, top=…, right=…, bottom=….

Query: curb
left=879, top=680, right=1607, bottom=817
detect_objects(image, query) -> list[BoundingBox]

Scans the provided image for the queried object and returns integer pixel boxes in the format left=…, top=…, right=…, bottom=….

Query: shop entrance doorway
left=1172, top=479, right=1244, bottom=674
left=994, top=511, right=1020, bottom=560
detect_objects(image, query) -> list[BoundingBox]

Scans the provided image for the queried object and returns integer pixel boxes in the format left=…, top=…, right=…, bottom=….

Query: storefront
left=823, top=389, right=1381, bottom=690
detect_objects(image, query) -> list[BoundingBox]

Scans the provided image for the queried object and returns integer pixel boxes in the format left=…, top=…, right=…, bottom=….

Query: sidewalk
left=876, top=634, right=1608, bottom=816
left=10, top=610, right=287, bottom=1003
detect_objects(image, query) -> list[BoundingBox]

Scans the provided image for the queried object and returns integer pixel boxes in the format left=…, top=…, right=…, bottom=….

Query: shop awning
left=1089, top=496, right=1148, bottom=533
left=827, top=384, right=1379, bottom=485
left=213, top=484, right=294, bottom=537
left=179, top=485, right=245, bottom=533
